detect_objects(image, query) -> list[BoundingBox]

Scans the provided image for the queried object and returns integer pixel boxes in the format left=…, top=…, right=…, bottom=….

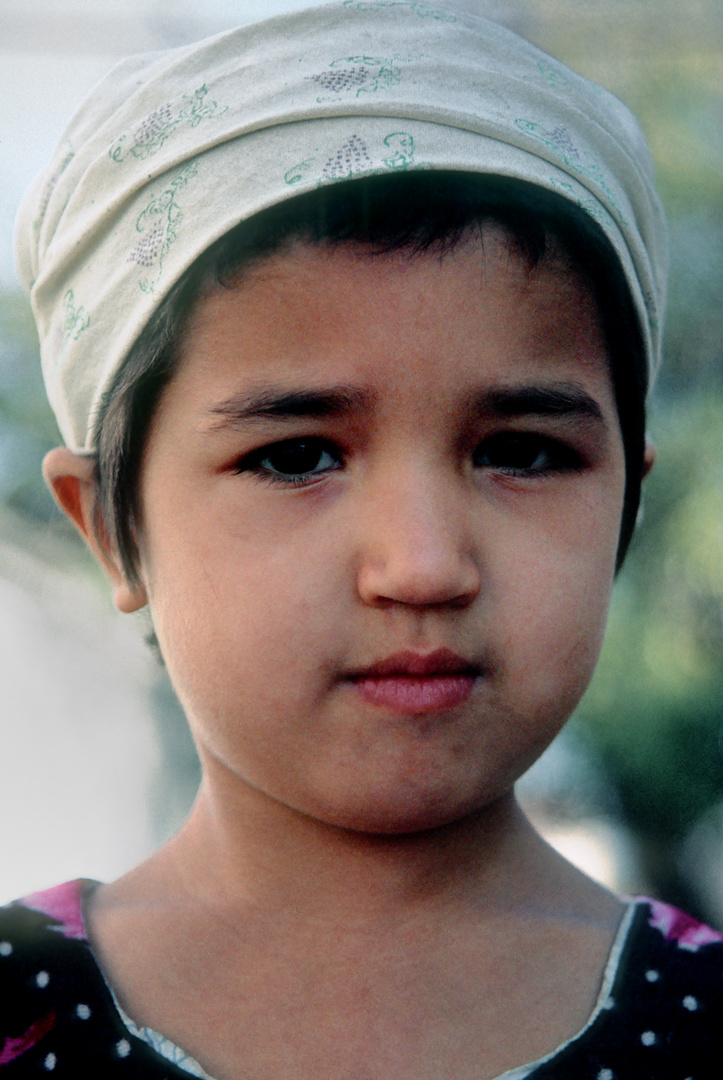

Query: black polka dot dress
left=1, top=881, right=722, bottom=1078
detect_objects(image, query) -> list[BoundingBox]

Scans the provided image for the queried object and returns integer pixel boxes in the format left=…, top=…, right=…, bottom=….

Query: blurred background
left=1, top=0, right=722, bottom=920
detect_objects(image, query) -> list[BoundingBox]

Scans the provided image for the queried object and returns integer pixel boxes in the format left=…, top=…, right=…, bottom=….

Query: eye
left=238, top=438, right=342, bottom=485
left=473, top=432, right=580, bottom=476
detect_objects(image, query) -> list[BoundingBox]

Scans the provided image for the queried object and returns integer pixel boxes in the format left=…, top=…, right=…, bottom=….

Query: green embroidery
left=382, top=131, right=415, bottom=170
left=546, top=178, right=607, bottom=225
left=109, top=85, right=227, bottom=163
left=342, top=0, right=456, bottom=20
left=62, top=290, right=90, bottom=344
left=308, top=54, right=421, bottom=101
left=515, top=119, right=624, bottom=220
left=284, top=131, right=422, bottom=187
left=533, top=58, right=605, bottom=98
left=535, top=60, right=572, bottom=90
left=128, top=162, right=198, bottom=294
left=284, top=158, right=316, bottom=186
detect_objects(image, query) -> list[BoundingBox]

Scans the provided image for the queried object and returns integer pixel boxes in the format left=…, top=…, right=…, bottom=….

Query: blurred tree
left=574, top=401, right=723, bottom=917
left=518, top=0, right=723, bottom=922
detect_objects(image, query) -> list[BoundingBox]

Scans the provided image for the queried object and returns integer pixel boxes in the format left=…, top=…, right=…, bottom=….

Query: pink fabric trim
left=644, top=896, right=723, bottom=949
left=0, top=1012, right=55, bottom=1065
left=20, top=880, right=88, bottom=941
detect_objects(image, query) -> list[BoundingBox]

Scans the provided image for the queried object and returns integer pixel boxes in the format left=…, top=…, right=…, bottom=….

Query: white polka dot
left=44, top=1052, right=56, bottom=1071
left=602, top=996, right=616, bottom=1010
left=0, top=941, right=12, bottom=957
left=641, top=1030, right=657, bottom=1047
left=116, top=1038, right=131, bottom=1058
left=683, top=995, right=698, bottom=1011
left=598, top=1069, right=614, bottom=1080
left=645, top=969, right=660, bottom=982
left=76, top=1003, right=91, bottom=1020
left=36, top=970, right=50, bottom=988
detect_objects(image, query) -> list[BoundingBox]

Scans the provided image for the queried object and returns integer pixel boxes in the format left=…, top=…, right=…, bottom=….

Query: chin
left=307, top=782, right=502, bottom=836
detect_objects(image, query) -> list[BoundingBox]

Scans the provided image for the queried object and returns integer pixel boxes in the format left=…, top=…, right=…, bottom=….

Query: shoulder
left=0, top=882, right=187, bottom=1077
left=618, top=895, right=723, bottom=996
left=1, top=880, right=91, bottom=943
left=639, top=895, right=723, bottom=952
left=580, top=897, right=722, bottom=1077
left=627, top=895, right=723, bottom=1009
left=530, top=896, right=723, bottom=1079
left=0, top=880, right=98, bottom=1011
left=610, top=898, right=723, bottom=1071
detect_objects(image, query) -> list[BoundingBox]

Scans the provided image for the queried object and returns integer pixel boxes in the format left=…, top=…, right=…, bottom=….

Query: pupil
left=504, top=436, right=536, bottom=467
left=475, top=434, right=546, bottom=470
left=271, top=441, right=322, bottom=474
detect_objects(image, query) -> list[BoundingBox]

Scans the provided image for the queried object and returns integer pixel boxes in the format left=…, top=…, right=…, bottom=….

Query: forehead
left=170, top=232, right=613, bottom=418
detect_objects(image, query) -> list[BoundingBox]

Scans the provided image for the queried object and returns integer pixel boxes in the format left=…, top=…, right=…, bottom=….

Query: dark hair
left=92, top=171, right=646, bottom=585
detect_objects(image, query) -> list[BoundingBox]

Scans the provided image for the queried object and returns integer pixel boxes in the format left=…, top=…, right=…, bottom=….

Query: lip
left=347, top=648, right=480, bottom=714
left=350, top=647, right=479, bottom=679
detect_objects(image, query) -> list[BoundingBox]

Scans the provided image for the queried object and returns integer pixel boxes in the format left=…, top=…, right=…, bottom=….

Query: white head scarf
left=15, top=0, right=667, bottom=452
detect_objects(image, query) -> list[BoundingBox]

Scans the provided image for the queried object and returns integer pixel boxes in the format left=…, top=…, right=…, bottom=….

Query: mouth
left=347, top=648, right=481, bottom=715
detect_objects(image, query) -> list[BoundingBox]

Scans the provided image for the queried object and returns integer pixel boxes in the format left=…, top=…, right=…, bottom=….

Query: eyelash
left=472, top=431, right=582, bottom=476
left=235, top=432, right=582, bottom=487
left=237, top=438, right=342, bottom=487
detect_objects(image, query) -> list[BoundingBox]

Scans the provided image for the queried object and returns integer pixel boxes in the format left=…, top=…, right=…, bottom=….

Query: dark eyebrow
left=475, top=384, right=605, bottom=423
left=205, top=385, right=373, bottom=429
left=203, top=381, right=605, bottom=432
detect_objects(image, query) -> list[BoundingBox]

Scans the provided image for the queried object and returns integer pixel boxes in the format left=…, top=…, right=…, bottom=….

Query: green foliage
left=663, top=214, right=723, bottom=391
left=576, top=400, right=723, bottom=844
left=515, top=0, right=723, bottom=912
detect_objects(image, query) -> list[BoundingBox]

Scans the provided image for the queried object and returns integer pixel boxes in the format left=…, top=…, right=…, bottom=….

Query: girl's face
left=135, top=232, right=626, bottom=834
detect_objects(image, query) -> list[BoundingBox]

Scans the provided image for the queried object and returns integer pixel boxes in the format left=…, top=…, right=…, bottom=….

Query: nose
left=355, top=466, right=481, bottom=609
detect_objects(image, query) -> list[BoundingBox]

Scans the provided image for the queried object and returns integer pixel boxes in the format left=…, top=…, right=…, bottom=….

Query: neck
left=149, top=763, right=592, bottom=931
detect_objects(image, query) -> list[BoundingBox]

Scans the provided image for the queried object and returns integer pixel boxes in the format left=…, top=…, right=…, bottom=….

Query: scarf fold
left=15, top=0, right=667, bottom=451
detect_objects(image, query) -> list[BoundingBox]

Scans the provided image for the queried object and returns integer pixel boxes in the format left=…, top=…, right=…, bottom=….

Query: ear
left=43, top=447, right=148, bottom=614
left=642, top=439, right=656, bottom=479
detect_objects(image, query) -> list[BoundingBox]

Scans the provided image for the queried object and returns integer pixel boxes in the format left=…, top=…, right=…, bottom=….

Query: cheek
left=495, top=496, right=620, bottom=714
left=143, top=511, right=347, bottom=704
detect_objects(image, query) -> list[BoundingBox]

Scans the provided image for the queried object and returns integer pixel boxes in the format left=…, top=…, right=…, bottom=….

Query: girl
left=3, top=3, right=721, bottom=1077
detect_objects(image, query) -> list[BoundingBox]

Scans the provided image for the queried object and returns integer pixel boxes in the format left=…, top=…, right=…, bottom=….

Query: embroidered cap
left=15, top=0, right=667, bottom=452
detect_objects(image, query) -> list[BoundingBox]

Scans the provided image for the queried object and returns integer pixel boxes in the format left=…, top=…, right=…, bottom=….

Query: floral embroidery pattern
left=520, top=121, right=582, bottom=162
left=515, top=119, right=623, bottom=219
left=322, top=135, right=374, bottom=180
left=286, top=130, right=419, bottom=188
left=61, top=290, right=90, bottom=345
left=342, top=0, right=456, bottom=20
left=284, top=157, right=317, bottom=186
left=382, top=131, right=415, bottom=170
left=109, top=85, right=227, bottom=163
left=309, top=66, right=371, bottom=95
left=127, top=161, right=198, bottom=294
left=307, top=55, right=420, bottom=102
left=535, top=59, right=573, bottom=90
